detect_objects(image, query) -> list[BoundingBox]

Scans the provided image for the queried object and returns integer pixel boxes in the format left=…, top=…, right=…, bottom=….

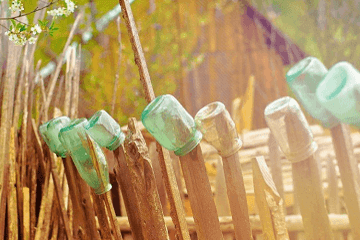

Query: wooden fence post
left=265, top=97, right=334, bottom=240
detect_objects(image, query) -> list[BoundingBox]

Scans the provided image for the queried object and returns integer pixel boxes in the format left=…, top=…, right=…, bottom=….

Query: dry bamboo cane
left=195, top=102, right=252, bottom=240
left=265, top=97, right=334, bottom=240
left=118, top=0, right=190, bottom=239
left=329, top=124, right=360, bottom=239
left=123, top=118, right=169, bottom=240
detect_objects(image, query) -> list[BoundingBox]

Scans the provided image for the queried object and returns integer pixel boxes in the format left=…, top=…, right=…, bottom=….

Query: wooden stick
left=268, top=134, right=285, bottom=204
left=8, top=127, right=18, bottom=240
left=0, top=163, right=10, bottom=240
left=195, top=102, right=252, bottom=240
left=179, top=145, right=224, bottom=240
left=330, top=124, right=360, bottom=239
left=252, top=156, right=289, bottom=239
left=103, top=192, right=124, bottom=240
left=92, top=192, right=113, bottom=240
left=124, top=118, right=169, bottom=240
left=113, top=145, right=146, bottom=240
left=222, top=152, right=253, bottom=240
left=118, top=1, right=190, bottom=239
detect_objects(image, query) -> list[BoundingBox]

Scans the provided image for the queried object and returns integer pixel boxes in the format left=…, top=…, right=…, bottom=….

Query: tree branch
left=0, top=0, right=60, bottom=21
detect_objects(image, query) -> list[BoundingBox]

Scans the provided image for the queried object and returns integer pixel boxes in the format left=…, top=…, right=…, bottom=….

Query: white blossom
left=31, top=24, right=42, bottom=35
left=9, top=0, right=24, bottom=13
left=28, top=37, right=37, bottom=44
left=47, top=0, right=76, bottom=17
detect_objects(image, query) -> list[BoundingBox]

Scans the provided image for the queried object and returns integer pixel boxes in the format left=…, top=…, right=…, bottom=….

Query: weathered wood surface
left=179, top=145, right=224, bottom=240
left=252, top=156, right=289, bottom=240
left=292, top=155, right=334, bottom=240
left=114, top=146, right=146, bottom=240
left=124, top=118, right=169, bottom=240
left=330, top=124, right=360, bottom=240
left=222, top=152, right=253, bottom=240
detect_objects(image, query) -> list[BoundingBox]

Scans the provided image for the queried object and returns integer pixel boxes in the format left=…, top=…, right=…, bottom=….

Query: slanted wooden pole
left=265, top=97, right=334, bottom=240
left=252, top=156, right=289, bottom=240
left=195, top=102, right=252, bottom=240
left=118, top=1, right=190, bottom=239
left=330, top=124, right=360, bottom=239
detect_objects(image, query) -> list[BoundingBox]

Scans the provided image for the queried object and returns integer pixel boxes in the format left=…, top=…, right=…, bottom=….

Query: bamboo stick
left=252, top=156, right=289, bottom=239
left=118, top=1, right=190, bottom=239
left=124, top=118, right=169, bottom=240
left=103, top=192, right=123, bottom=240
left=330, top=124, right=360, bottom=239
left=0, top=163, right=10, bottom=240
left=23, top=187, right=30, bottom=240
left=179, top=145, right=224, bottom=240
left=265, top=97, right=334, bottom=240
left=8, top=127, right=18, bottom=240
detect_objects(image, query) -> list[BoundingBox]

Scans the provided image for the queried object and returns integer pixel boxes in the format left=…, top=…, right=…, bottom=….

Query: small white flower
left=28, top=37, right=37, bottom=44
left=31, top=24, right=42, bottom=35
left=9, top=0, right=24, bottom=13
left=4, top=31, right=10, bottom=36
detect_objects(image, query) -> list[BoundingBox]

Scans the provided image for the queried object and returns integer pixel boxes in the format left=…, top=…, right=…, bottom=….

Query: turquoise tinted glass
left=85, top=110, right=125, bottom=150
left=286, top=57, right=339, bottom=128
left=316, top=62, right=360, bottom=127
left=39, top=116, right=71, bottom=157
left=59, top=118, right=112, bottom=194
left=141, top=94, right=202, bottom=156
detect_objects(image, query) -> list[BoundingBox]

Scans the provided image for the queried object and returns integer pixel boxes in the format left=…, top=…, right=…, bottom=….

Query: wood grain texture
left=292, top=155, right=334, bottom=240
left=330, top=124, right=360, bottom=239
left=179, top=145, right=224, bottom=240
left=222, top=152, right=253, bottom=240
left=124, top=118, right=169, bottom=240
left=114, top=146, right=146, bottom=240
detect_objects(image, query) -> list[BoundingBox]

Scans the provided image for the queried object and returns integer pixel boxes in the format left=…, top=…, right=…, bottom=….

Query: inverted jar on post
left=85, top=110, right=125, bottom=150
left=59, top=118, right=112, bottom=195
left=194, top=101, right=242, bottom=157
left=141, top=94, right=202, bottom=156
left=316, top=62, right=360, bottom=127
left=39, top=116, right=71, bottom=158
left=286, top=56, right=339, bottom=128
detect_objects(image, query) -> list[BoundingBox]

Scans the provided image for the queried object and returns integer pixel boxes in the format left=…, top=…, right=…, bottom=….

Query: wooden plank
left=252, top=156, right=289, bottom=240
left=114, top=146, right=146, bottom=240
left=124, top=118, right=169, bottom=240
left=179, top=145, right=224, bottom=240
left=330, top=124, right=360, bottom=239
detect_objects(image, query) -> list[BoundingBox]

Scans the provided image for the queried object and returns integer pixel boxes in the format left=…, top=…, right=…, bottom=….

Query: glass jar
left=85, top=110, right=125, bottom=150
left=264, top=97, right=317, bottom=163
left=195, top=101, right=242, bottom=157
left=141, top=94, right=202, bottom=156
left=39, top=116, right=71, bottom=157
left=286, top=57, right=339, bottom=128
left=316, top=62, right=360, bottom=127
left=59, top=118, right=112, bottom=194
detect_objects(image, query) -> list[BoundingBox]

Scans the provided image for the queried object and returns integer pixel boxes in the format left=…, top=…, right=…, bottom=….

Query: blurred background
left=3, top=0, right=360, bottom=130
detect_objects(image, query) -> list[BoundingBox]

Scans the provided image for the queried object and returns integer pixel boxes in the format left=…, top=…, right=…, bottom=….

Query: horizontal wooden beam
left=97, top=214, right=350, bottom=233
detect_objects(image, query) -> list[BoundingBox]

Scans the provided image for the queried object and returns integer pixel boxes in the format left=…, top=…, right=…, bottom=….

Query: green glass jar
left=286, top=57, right=339, bottom=128
left=39, top=116, right=71, bottom=157
left=195, top=101, right=242, bottom=157
left=85, top=110, right=125, bottom=150
left=59, top=118, right=112, bottom=194
left=141, top=94, right=202, bottom=156
left=316, top=62, right=360, bottom=127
